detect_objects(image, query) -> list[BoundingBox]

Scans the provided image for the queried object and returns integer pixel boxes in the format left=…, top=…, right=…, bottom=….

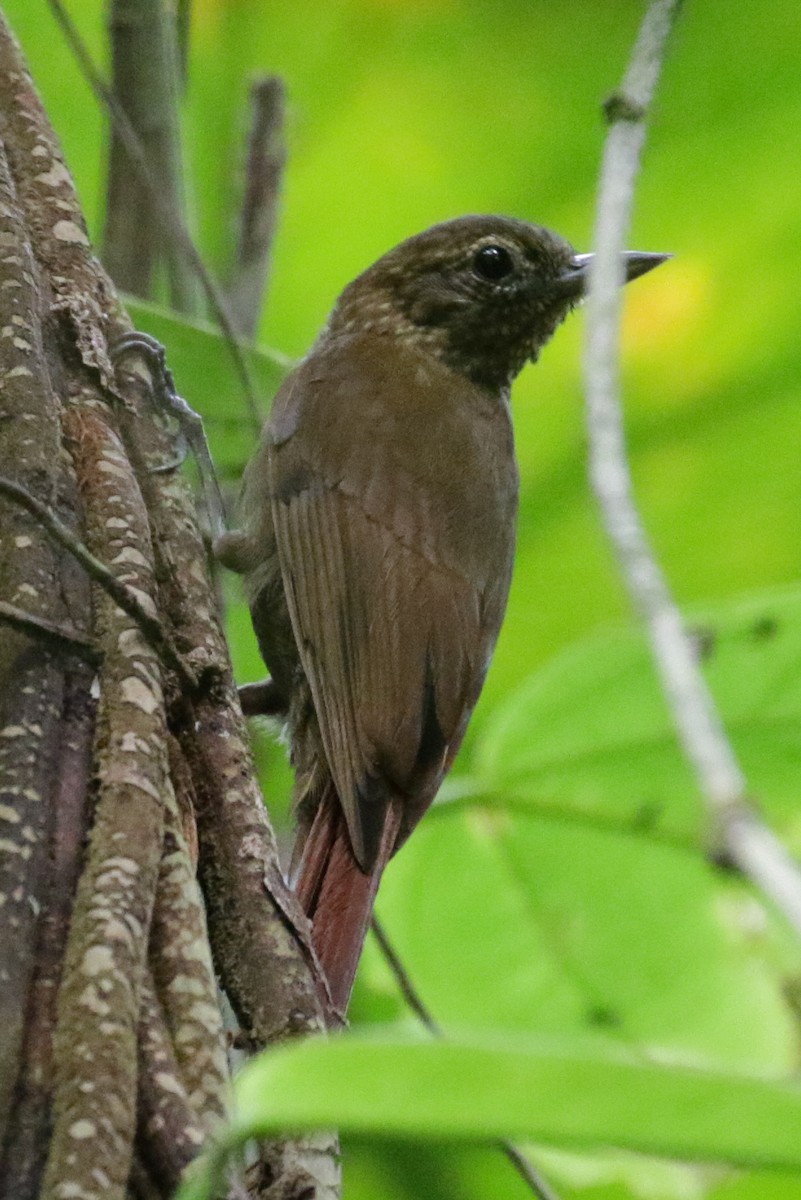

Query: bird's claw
left=110, top=331, right=227, bottom=539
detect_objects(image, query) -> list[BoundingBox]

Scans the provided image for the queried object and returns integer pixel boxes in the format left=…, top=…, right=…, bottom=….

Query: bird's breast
left=300, top=336, right=518, bottom=588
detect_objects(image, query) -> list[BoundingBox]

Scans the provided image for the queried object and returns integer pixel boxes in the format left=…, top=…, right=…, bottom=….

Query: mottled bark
left=0, top=14, right=335, bottom=1200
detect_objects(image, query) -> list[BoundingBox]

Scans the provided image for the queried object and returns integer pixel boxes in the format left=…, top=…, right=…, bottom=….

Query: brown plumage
left=220, top=215, right=666, bottom=1018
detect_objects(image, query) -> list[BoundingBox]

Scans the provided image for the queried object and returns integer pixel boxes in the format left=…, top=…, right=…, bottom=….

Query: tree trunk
left=0, top=16, right=337, bottom=1199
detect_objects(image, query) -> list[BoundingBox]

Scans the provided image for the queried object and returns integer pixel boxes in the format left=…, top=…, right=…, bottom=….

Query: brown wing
left=266, top=333, right=517, bottom=869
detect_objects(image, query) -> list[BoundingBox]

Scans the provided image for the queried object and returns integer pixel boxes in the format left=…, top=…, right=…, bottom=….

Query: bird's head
left=330, top=215, right=667, bottom=391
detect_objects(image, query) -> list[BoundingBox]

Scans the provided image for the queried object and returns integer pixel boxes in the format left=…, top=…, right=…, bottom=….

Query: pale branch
left=0, top=473, right=198, bottom=693
left=583, top=0, right=801, bottom=936
left=370, top=917, right=562, bottom=1200
left=720, top=813, right=801, bottom=932
left=45, top=0, right=263, bottom=433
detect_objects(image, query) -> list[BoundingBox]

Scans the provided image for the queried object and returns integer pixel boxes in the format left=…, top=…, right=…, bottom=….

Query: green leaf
left=178, top=1033, right=801, bottom=1200
left=709, top=1169, right=801, bottom=1200
left=124, top=298, right=288, bottom=474
left=361, top=810, right=794, bottom=1073
left=474, top=585, right=801, bottom=849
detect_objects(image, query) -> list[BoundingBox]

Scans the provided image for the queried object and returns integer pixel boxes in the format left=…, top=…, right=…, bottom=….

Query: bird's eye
left=472, top=244, right=515, bottom=281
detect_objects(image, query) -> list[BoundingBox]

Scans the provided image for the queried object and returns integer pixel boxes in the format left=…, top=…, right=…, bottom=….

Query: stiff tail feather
left=293, top=783, right=401, bottom=1020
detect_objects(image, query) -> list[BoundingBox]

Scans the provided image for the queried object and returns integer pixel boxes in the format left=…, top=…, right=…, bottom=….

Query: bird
left=218, top=214, right=667, bottom=1020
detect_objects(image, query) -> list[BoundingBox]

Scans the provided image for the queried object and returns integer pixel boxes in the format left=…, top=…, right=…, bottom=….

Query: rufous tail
left=293, top=785, right=401, bottom=1021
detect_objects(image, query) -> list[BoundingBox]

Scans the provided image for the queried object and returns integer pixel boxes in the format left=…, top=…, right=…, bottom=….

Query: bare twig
left=369, top=917, right=440, bottom=1034
left=227, top=75, right=287, bottom=338
left=0, top=474, right=197, bottom=693
left=104, top=0, right=198, bottom=314
left=0, top=599, right=99, bottom=663
left=45, top=0, right=263, bottom=434
left=370, top=917, right=562, bottom=1200
left=583, top=0, right=801, bottom=935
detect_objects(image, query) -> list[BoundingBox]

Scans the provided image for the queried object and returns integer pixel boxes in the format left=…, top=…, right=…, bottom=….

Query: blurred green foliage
left=9, top=2, right=801, bottom=1197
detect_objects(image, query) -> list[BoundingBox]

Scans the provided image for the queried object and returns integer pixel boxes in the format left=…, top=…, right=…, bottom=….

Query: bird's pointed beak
left=552, top=250, right=671, bottom=300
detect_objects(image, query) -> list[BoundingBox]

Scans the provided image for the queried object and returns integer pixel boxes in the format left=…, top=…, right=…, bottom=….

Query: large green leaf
left=474, top=585, right=801, bottom=848
left=359, top=809, right=794, bottom=1072
left=709, top=1170, right=801, bottom=1200
left=178, top=1033, right=801, bottom=1200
